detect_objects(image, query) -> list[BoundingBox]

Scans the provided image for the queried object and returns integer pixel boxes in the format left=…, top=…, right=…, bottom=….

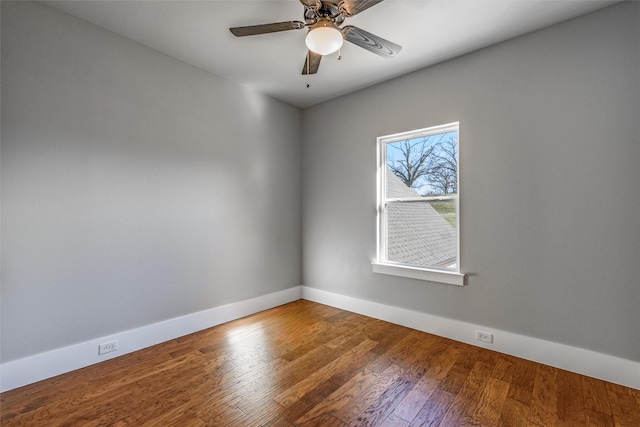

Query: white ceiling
left=45, top=0, right=616, bottom=108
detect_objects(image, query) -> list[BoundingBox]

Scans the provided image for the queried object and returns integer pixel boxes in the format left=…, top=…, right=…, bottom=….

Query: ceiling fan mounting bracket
left=304, top=1, right=344, bottom=25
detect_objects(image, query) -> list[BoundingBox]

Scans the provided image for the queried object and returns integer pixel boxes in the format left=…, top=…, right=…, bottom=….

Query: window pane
left=386, top=201, right=457, bottom=269
left=385, top=131, right=458, bottom=197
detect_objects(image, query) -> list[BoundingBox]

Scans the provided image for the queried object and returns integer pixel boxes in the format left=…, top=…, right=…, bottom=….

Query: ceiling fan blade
left=338, top=0, right=384, bottom=17
left=302, top=51, right=322, bottom=75
left=342, top=25, right=402, bottom=58
left=230, top=21, right=305, bottom=37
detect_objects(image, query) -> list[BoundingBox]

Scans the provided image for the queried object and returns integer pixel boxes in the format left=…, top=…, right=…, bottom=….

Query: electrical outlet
left=476, top=331, right=493, bottom=344
left=98, top=340, right=118, bottom=355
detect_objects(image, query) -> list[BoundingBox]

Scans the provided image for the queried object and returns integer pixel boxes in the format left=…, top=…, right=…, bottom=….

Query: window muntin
left=377, top=122, right=460, bottom=274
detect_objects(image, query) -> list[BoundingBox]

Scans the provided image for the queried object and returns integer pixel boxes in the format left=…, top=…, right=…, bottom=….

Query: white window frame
left=373, top=122, right=465, bottom=286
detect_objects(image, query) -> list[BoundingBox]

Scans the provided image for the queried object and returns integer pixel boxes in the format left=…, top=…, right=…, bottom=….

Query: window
left=373, top=122, right=464, bottom=286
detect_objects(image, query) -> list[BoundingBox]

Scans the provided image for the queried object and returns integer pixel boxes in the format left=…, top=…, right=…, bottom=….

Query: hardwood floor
left=2, top=300, right=638, bottom=426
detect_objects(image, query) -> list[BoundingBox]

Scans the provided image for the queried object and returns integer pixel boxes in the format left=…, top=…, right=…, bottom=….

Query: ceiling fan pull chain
left=337, top=47, right=342, bottom=61
left=306, top=50, right=310, bottom=88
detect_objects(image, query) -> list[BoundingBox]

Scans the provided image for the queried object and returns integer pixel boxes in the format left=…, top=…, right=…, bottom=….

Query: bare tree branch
left=387, top=134, right=457, bottom=195
left=386, top=138, right=436, bottom=188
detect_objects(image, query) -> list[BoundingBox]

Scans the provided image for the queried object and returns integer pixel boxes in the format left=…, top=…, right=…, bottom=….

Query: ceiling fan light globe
left=305, top=26, right=343, bottom=56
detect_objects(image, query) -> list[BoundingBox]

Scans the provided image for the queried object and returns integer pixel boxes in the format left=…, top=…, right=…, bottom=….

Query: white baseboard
left=301, top=286, right=640, bottom=390
left=0, top=286, right=302, bottom=392
left=3, top=285, right=638, bottom=393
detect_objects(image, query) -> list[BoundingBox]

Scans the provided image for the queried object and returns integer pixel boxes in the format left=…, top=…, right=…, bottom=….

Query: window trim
left=373, top=122, right=465, bottom=286
left=372, top=262, right=465, bottom=286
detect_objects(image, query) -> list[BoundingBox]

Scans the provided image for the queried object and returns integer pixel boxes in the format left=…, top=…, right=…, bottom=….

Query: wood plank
left=529, top=364, right=559, bottom=426
left=382, top=413, right=411, bottom=427
left=334, top=364, right=405, bottom=424
left=293, top=369, right=374, bottom=425
left=275, top=377, right=342, bottom=424
left=228, top=397, right=285, bottom=427
left=261, top=414, right=294, bottom=427
left=352, top=376, right=415, bottom=426
left=582, top=376, right=613, bottom=416
left=491, top=354, right=515, bottom=383
left=326, top=347, right=378, bottom=387
left=409, top=387, right=455, bottom=427
left=438, top=361, right=494, bottom=425
left=633, top=387, right=640, bottom=409
left=392, top=343, right=461, bottom=422
left=557, top=369, right=586, bottom=425
left=606, top=382, right=640, bottom=427
left=388, top=331, right=450, bottom=383
left=498, top=397, right=532, bottom=427
left=366, top=353, right=395, bottom=375
left=265, top=334, right=373, bottom=402
left=295, top=413, right=347, bottom=427
left=507, top=357, right=537, bottom=405
left=368, top=322, right=413, bottom=355
left=472, top=377, right=510, bottom=425
left=274, top=339, right=378, bottom=407
left=434, top=361, right=472, bottom=395
left=585, top=407, right=615, bottom=426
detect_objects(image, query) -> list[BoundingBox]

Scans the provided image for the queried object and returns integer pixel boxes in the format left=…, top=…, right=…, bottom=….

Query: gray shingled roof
left=386, top=167, right=457, bottom=269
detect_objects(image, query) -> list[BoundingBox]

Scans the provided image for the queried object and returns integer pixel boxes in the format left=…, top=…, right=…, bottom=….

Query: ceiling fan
left=229, top=0, right=402, bottom=75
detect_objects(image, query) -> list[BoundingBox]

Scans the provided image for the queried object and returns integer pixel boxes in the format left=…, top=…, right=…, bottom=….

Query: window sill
left=372, top=262, right=465, bottom=286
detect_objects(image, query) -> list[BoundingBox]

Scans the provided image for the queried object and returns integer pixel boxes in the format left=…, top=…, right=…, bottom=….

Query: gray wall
left=302, top=2, right=640, bottom=361
left=1, top=1, right=302, bottom=362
